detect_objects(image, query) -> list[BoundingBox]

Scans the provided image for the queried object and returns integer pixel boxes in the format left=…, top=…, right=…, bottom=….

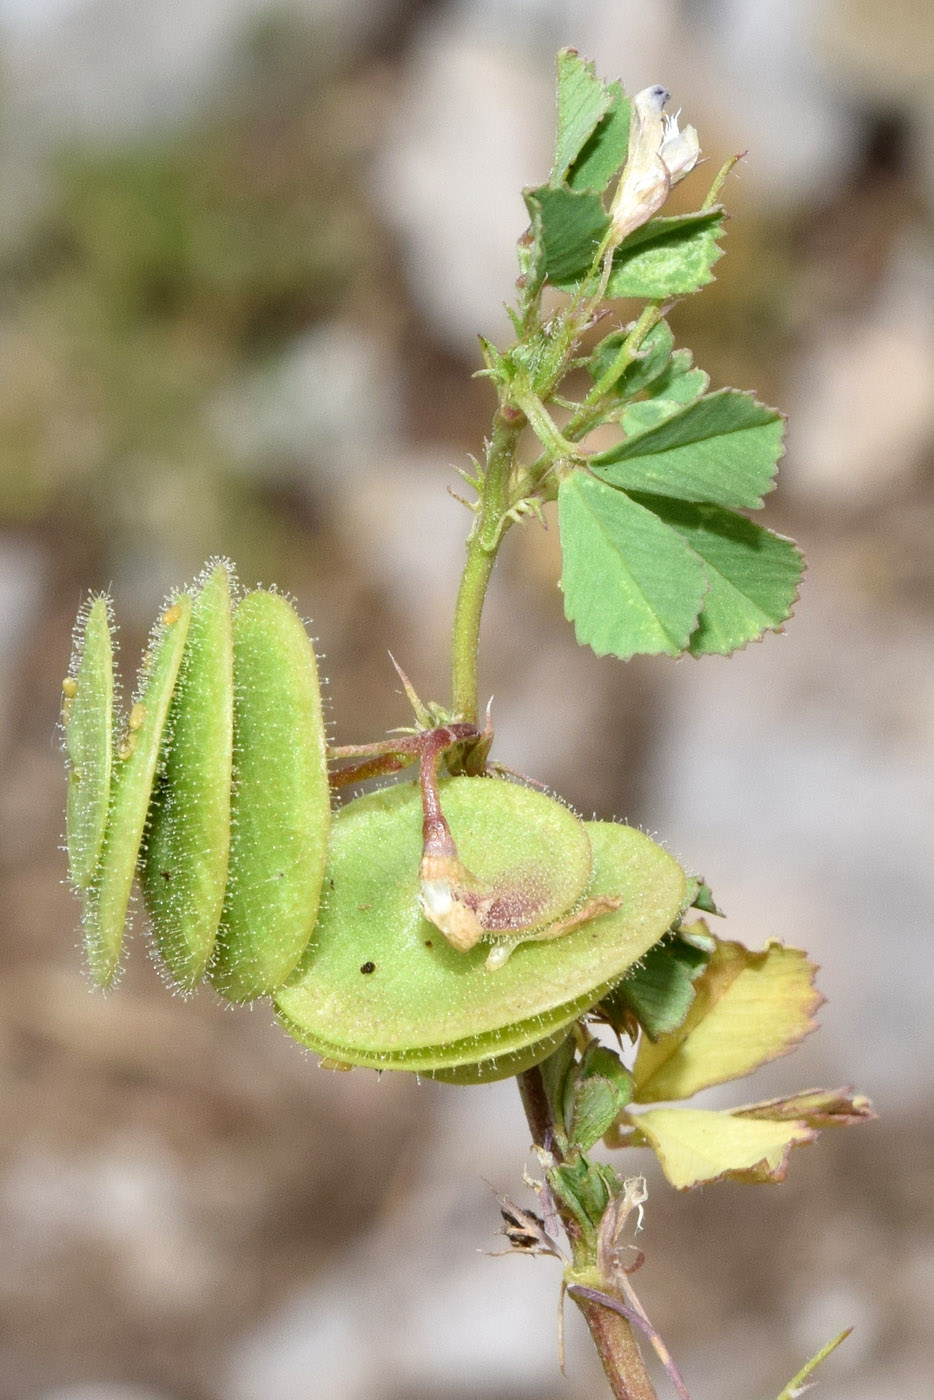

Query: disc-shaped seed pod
left=275, top=779, right=687, bottom=1081
left=63, top=595, right=115, bottom=893
left=209, top=589, right=331, bottom=1002
left=141, top=562, right=235, bottom=989
left=84, top=596, right=192, bottom=987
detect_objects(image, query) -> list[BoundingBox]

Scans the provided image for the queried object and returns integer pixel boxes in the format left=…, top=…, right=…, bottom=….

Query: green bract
left=275, top=779, right=686, bottom=1081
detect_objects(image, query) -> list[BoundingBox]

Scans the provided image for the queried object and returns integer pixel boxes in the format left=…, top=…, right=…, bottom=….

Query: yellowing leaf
left=734, top=1087, right=875, bottom=1129
left=635, top=1106, right=817, bottom=1189
left=632, top=940, right=823, bottom=1102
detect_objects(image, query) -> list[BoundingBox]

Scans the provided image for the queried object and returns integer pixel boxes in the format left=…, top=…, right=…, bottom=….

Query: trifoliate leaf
left=604, top=210, right=725, bottom=298
left=630, top=496, right=804, bottom=655
left=568, top=81, right=630, bottom=193
left=592, top=390, right=786, bottom=510
left=558, top=472, right=709, bottom=659
left=523, top=186, right=608, bottom=285
left=552, top=50, right=613, bottom=184
left=632, top=940, right=824, bottom=1103
left=634, top=1106, right=818, bottom=1189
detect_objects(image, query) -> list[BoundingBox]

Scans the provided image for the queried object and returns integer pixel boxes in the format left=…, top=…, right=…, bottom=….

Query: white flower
left=608, top=85, right=701, bottom=243
left=660, top=109, right=701, bottom=184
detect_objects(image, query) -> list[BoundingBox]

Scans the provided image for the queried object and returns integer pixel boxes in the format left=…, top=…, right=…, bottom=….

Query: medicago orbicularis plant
left=60, top=51, right=872, bottom=1400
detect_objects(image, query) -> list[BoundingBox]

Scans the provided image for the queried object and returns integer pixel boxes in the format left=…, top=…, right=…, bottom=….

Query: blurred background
left=1, top=1, right=932, bottom=1398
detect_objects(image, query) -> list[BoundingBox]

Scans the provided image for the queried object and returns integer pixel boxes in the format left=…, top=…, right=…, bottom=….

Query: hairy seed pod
left=141, top=562, right=235, bottom=989
left=209, top=589, right=330, bottom=1002
left=84, top=596, right=192, bottom=987
left=64, top=595, right=115, bottom=892
left=276, top=779, right=686, bottom=1080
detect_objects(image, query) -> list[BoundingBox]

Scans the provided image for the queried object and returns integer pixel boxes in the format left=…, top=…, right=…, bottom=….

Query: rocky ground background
left=0, top=2, right=932, bottom=1398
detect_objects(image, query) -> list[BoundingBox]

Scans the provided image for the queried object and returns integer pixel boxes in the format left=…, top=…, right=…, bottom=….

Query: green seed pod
left=209, top=589, right=330, bottom=1002
left=141, top=562, right=235, bottom=989
left=63, top=595, right=115, bottom=892
left=84, top=596, right=192, bottom=987
left=275, top=779, right=686, bottom=1080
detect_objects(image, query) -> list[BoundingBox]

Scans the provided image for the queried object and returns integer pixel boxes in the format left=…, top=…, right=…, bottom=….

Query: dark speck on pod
left=360, top=961, right=376, bottom=975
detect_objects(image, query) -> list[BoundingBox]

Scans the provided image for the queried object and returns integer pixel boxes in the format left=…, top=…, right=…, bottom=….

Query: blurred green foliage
left=0, top=19, right=376, bottom=579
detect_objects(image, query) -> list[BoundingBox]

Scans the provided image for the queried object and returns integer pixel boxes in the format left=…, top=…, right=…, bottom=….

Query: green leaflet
left=592, top=390, right=786, bottom=510
left=557, top=381, right=800, bottom=661
left=64, top=595, right=115, bottom=892
left=602, top=932, right=712, bottom=1041
left=552, top=50, right=613, bottom=184
left=567, top=81, right=630, bottom=193
left=84, top=595, right=192, bottom=987
left=540, top=207, right=724, bottom=300
left=588, top=320, right=675, bottom=398
left=631, top=495, right=804, bottom=655
left=604, top=210, right=724, bottom=298
left=558, top=472, right=709, bottom=658
left=523, top=186, right=609, bottom=285
left=141, top=562, right=235, bottom=989
left=210, top=589, right=330, bottom=1002
left=562, top=1044, right=633, bottom=1152
left=276, top=780, right=686, bottom=1077
left=651, top=353, right=709, bottom=406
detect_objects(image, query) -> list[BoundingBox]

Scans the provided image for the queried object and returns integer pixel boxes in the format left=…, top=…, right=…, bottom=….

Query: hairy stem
left=450, top=410, right=524, bottom=724
left=570, top=1287, right=661, bottom=1400
left=517, top=1067, right=659, bottom=1400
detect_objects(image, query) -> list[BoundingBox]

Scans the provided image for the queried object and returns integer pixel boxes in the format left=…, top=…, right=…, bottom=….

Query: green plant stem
left=450, top=409, right=524, bottom=724
left=518, top=1068, right=659, bottom=1400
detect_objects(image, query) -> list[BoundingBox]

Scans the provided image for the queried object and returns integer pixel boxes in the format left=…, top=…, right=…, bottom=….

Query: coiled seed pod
left=63, top=564, right=687, bottom=1079
left=64, top=566, right=331, bottom=998
left=275, top=779, right=687, bottom=1082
